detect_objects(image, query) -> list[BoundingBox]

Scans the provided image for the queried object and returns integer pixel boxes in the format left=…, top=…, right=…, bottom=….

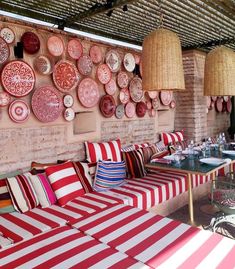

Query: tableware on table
left=119, top=88, right=130, bottom=104
left=105, top=49, right=121, bottom=72
left=199, top=157, right=226, bottom=166
left=105, top=78, right=117, bottom=95
left=77, top=55, right=93, bottom=76
left=77, top=78, right=100, bottom=108
left=115, top=104, right=125, bottom=119
left=8, top=100, right=30, bottom=123
left=129, top=76, right=143, bottom=102
left=31, top=85, right=63, bottom=123
left=160, top=90, right=173, bottom=106
left=63, top=94, right=74, bottom=108
left=96, top=64, right=111, bottom=84
left=117, top=71, right=129, bottom=88
left=125, top=102, right=135, bottom=118
left=99, top=95, right=116, bottom=118
left=136, top=101, right=147, bottom=117
left=21, top=31, right=40, bottom=54
left=0, top=27, right=15, bottom=44
left=53, top=60, right=80, bottom=92
left=0, top=36, right=9, bottom=64
left=0, top=91, right=11, bottom=107
left=123, top=52, right=135, bottom=72
left=89, top=45, right=102, bottom=64
left=222, top=150, right=235, bottom=156
left=34, top=55, right=54, bottom=75
left=163, top=155, right=176, bottom=161
left=1, top=60, right=35, bottom=97
left=64, top=107, right=75, bottom=121
left=67, top=39, right=83, bottom=59
left=47, top=35, right=64, bottom=56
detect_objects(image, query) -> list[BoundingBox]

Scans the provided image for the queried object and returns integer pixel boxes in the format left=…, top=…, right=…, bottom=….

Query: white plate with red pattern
left=119, top=88, right=130, bottom=104
left=96, top=64, right=111, bottom=84
left=67, top=39, right=83, bottom=60
left=0, top=91, right=11, bottom=107
left=117, top=71, right=129, bottom=88
left=105, top=49, right=121, bottom=72
left=0, top=27, right=15, bottom=44
left=123, top=53, right=136, bottom=72
left=47, top=35, right=64, bottom=57
left=129, top=76, right=143, bottom=102
left=64, top=107, right=75, bottom=121
left=0, top=37, right=10, bottom=64
left=8, top=100, right=30, bottom=123
left=77, top=55, right=93, bottom=76
left=125, top=102, right=135, bottom=118
left=105, top=78, right=117, bottom=95
left=160, top=90, right=173, bottom=106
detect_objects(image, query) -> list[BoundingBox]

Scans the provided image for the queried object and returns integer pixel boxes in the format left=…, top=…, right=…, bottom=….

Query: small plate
left=77, top=55, right=93, bottom=76
left=47, top=35, right=64, bottom=57
left=8, top=100, right=30, bottom=123
left=0, top=91, right=11, bottom=107
left=115, top=104, right=125, bottom=119
left=0, top=27, right=15, bottom=44
left=21, top=31, right=40, bottom=54
left=67, top=39, right=83, bottom=60
left=64, top=108, right=75, bottom=121
left=199, top=158, right=226, bottom=166
left=123, top=53, right=135, bottom=72
left=63, top=94, right=74, bottom=108
left=222, top=150, right=235, bottom=156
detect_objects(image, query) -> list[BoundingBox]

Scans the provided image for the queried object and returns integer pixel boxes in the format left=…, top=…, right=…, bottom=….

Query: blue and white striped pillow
left=93, top=160, right=127, bottom=191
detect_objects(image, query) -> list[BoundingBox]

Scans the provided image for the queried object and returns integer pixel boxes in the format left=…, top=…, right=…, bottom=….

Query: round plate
left=89, top=45, right=102, bottom=64
left=0, top=27, right=15, bottom=44
left=105, top=78, right=117, bottom=95
left=34, top=55, right=54, bottom=75
left=8, top=100, right=30, bottom=123
left=0, top=37, right=9, bottom=64
left=223, top=96, right=229, bottom=102
left=1, top=60, right=35, bottom=97
left=129, top=76, right=143, bottom=102
left=77, top=55, right=93, bottom=76
left=63, top=94, right=74, bottom=108
left=211, top=96, right=217, bottom=102
left=148, top=91, right=158, bottom=99
left=21, top=32, right=40, bottom=54
left=210, top=100, right=215, bottom=109
left=99, top=95, right=116, bottom=118
left=53, top=60, right=80, bottom=93
left=117, top=71, right=129, bottom=88
left=215, top=97, right=223, bottom=112
left=170, top=100, right=176, bottom=109
left=96, top=64, right=111, bottom=84
left=119, top=88, right=130, bottom=104
left=160, top=91, right=173, bottom=106
left=152, top=97, right=160, bottom=110
left=105, top=49, right=121, bottom=72
left=206, top=96, right=211, bottom=109
left=150, top=108, right=156, bottom=117
left=226, top=98, right=232, bottom=113
left=146, top=100, right=152, bottom=110
left=31, top=85, right=63, bottom=123
left=123, top=53, right=135, bottom=72
left=64, top=107, right=75, bottom=121
left=125, top=102, right=135, bottom=118
left=136, top=101, right=147, bottom=117
left=115, top=104, right=125, bottom=119
left=47, top=35, right=64, bottom=57
left=67, top=39, right=83, bottom=60
left=77, top=78, right=100, bottom=108
left=134, top=54, right=141, bottom=65
left=0, top=91, right=11, bottom=107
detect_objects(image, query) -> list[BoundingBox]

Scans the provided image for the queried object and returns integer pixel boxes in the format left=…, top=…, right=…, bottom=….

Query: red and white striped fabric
left=71, top=203, right=235, bottom=269
left=0, top=226, right=148, bottom=269
left=0, top=235, right=12, bottom=249
left=217, top=162, right=235, bottom=177
left=161, top=131, right=184, bottom=146
left=133, top=142, right=150, bottom=150
left=85, top=139, right=122, bottom=163
left=46, top=161, right=85, bottom=206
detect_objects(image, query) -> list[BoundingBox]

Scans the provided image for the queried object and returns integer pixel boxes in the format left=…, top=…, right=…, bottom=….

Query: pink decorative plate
left=134, top=54, right=141, bottom=65
left=31, top=85, right=63, bottom=123
left=34, top=55, right=54, bottom=75
left=0, top=27, right=15, bottom=44
left=129, top=76, right=143, bottom=102
left=119, top=88, right=130, bottom=104
left=211, top=96, right=217, bottom=102
left=160, top=91, right=173, bottom=106
left=0, top=37, right=9, bottom=64
left=206, top=96, right=211, bottom=109
left=47, top=35, right=64, bottom=57
left=125, top=102, right=135, bottom=118
left=215, top=97, right=223, bottom=112
left=117, top=71, right=129, bottom=88
left=0, top=91, right=11, bottom=107
left=77, top=55, right=93, bottom=76
left=96, top=64, right=111, bottom=84
left=148, top=108, right=156, bottom=117
left=90, top=45, right=102, bottom=64
left=64, top=108, right=75, bottom=121
left=21, top=32, right=40, bottom=54
left=148, top=91, right=158, bottom=99
left=146, top=100, right=152, bottom=110
left=77, top=78, right=100, bottom=108
left=170, top=100, right=176, bottom=109
left=136, top=101, right=147, bottom=118
left=226, top=98, right=232, bottom=113
left=105, top=78, right=117, bottom=95
left=223, top=96, right=229, bottom=102
left=63, top=94, right=74, bottom=108
left=8, top=100, right=30, bottom=123
left=53, top=60, right=80, bottom=92
left=1, top=60, right=35, bottom=97
left=67, top=39, right=83, bottom=60
left=99, top=95, right=116, bottom=118
left=123, top=53, right=136, bottom=72
left=115, top=104, right=125, bottom=119
left=105, top=49, right=121, bottom=72
left=152, top=97, right=160, bottom=110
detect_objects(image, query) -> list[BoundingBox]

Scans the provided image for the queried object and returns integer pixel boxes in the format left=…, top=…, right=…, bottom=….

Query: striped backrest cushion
left=93, top=160, right=126, bottom=191
left=140, top=145, right=157, bottom=164
left=121, top=145, right=135, bottom=152
left=73, top=162, right=93, bottom=193
left=85, top=139, right=122, bottom=163
left=155, top=140, right=167, bottom=152
left=133, top=142, right=150, bottom=150
left=29, top=173, right=57, bottom=208
left=6, top=173, right=39, bottom=213
left=161, top=131, right=184, bottom=146
left=122, top=150, right=146, bottom=178
left=45, top=161, right=85, bottom=206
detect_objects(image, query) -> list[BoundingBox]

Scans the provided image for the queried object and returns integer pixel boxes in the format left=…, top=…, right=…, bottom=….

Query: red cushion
left=161, top=131, right=184, bottom=146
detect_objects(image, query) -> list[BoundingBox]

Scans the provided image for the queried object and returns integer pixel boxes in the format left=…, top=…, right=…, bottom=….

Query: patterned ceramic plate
left=53, top=60, right=80, bottom=92
left=64, top=107, right=75, bottom=121
left=160, top=90, right=173, bottom=106
left=223, top=96, right=229, bottom=102
left=146, top=100, right=152, bottom=110
left=125, top=102, right=135, bottom=118
left=0, top=37, right=9, bottom=64
left=211, top=96, right=217, bottom=102
left=89, top=45, right=103, bottom=64
left=21, top=32, right=40, bottom=54
left=0, top=27, right=15, bottom=44
left=0, top=91, right=11, bottom=107
left=105, top=49, right=121, bottom=72
left=148, top=91, right=158, bottom=99
left=123, top=53, right=135, bottom=72
left=8, top=100, right=30, bottom=123
left=99, top=95, right=116, bottom=118
left=170, top=100, right=176, bottom=109
left=117, top=71, right=129, bottom=88
left=136, top=101, right=147, bottom=118
left=34, top=55, right=54, bottom=75
left=77, top=78, right=100, bottom=108
left=105, top=78, right=117, bottom=95
left=67, top=39, right=83, bottom=60
left=115, top=104, right=125, bottom=119
left=77, top=55, right=93, bottom=76
left=31, top=85, right=63, bottom=123
left=119, top=88, right=130, bottom=104
left=215, top=97, right=223, bottom=112
left=1, top=60, right=35, bottom=97
left=227, top=98, right=232, bottom=113
left=47, top=35, right=64, bottom=57
left=152, top=97, right=160, bottom=110
left=96, top=64, right=111, bottom=84
left=148, top=108, right=156, bottom=117
left=63, top=94, right=74, bottom=108
left=129, top=76, right=143, bottom=102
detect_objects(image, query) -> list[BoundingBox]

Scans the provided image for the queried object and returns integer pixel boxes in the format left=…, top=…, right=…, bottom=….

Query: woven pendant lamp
left=204, top=46, right=235, bottom=96
left=142, top=28, right=185, bottom=91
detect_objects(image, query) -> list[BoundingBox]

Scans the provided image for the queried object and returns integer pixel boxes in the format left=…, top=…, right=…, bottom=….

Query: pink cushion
left=45, top=162, right=85, bottom=206
left=161, top=131, right=184, bottom=146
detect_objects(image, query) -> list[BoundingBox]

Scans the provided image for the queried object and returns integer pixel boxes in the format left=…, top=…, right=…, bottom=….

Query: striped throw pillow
left=161, top=131, right=184, bottom=146
left=73, top=162, right=93, bottom=193
left=155, top=140, right=167, bottom=152
left=29, top=173, right=57, bottom=208
left=6, top=173, right=39, bottom=213
left=140, top=145, right=157, bottom=164
left=85, top=139, right=122, bottom=163
left=46, top=161, right=85, bottom=206
left=93, top=160, right=126, bottom=191
left=133, top=142, right=150, bottom=150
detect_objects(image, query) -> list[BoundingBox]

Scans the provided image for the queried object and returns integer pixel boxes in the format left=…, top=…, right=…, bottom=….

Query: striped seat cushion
left=161, top=131, right=184, bottom=146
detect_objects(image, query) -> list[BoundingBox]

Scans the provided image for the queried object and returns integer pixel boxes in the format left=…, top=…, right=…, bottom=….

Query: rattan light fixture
left=142, top=28, right=185, bottom=91
left=204, top=46, right=235, bottom=96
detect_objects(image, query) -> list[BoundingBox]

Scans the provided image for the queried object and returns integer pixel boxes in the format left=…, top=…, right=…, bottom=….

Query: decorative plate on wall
left=77, top=55, right=93, bottom=76
left=129, top=76, right=143, bottom=102
left=105, top=78, right=117, bottom=95
left=63, top=94, right=74, bottom=108
left=139, top=60, right=143, bottom=77
left=96, top=64, right=111, bottom=84
left=31, top=85, right=63, bottom=123
left=226, top=98, right=232, bottom=113
left=148, top=108, right=156, bottom=117
left=8, top=100, right=30, bottom=123
left=99, top=95, right=116, bottom=118
left=115, top=104, right=125, bottom=119
left=136, top=101, right=147, bottom=117
left=34, top=55, right=54, bottom=75
left=0, top=27, right=15, bottom=44
left=53, top=60, right=80, bottom=92
left=105, top=49, right=121, bottom=72
left=134, top=54, right=141, bottom=65
left=117, top=71, right=129, bottom=88
left=0, top=37, right=9, bottom=64
left=148, top=91, right=158, bottom=99
left=77, top=78, right=100, bottom=108
left=211, top=96, right=217, bottom=102
left=206, top=96, right=211, bottom=109
left=89, top=45, right=103, bottom=64
left=67, top=39, right=83, bottom=60
left=146, top=100, right=152, bottom=110
left=64, top=107, right=75, bottom=121
left=160, top=90, right=173, bottom=106
left=1, top=60, right=35, bottom=97
left=223, top=96, right=229, bottom=102
left=0, top=91, right=11, bottom=107
left=21, top=32, right=40, bottom=54
left=170, top=100, right=176, bottom=109
left=119, top=88, right=130, bottom=104
left=152, top=97, right=160, bottom=110
left=47, top=35, right=64, bottom=57
left=125, top=102, right=135, bottom=118
left=123, top=53, right=136, bottom=72
left=215, top=97, right=223, bottom=112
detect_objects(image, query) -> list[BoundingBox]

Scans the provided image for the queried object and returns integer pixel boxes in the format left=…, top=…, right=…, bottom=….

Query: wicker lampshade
left=204, top=46, right=235, bottom=96
left=142, top=28, right=185, bottom=91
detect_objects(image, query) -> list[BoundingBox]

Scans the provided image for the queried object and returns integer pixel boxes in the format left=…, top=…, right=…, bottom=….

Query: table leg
left=187, top=173, right=195, bottom=225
